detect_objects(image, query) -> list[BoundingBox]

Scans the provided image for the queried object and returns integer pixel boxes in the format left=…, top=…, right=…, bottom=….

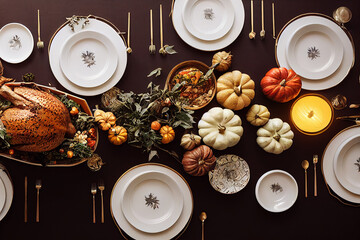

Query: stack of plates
left=172, top=0, right=245, bottom=51
left=0, top=165, right=14, bottom=221
left=0, top=23, right=34, bottom=64
left=49, top=17, right=127, bottom=96
left=111, top=163, right=193, bottom=239
left=276, top=14, right=354, bottom=90
left=323, top=126, right=360, bottom=205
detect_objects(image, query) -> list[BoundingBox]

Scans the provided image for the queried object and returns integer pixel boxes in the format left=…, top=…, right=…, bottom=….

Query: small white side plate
left=0, top=168, right=13, bottom=221
left=334, top=134, right=360, bottom=195
left=0, top=23, right=34, bottom=64
left=182, top=0, right=235, bottom=41
left=60, top=30, right=118, bottom=88
left=286, top=24, right=343, bottom=80
left=255, top=170, right=298, bottom=213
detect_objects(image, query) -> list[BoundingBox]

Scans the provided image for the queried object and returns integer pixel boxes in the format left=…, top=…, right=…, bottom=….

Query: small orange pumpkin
left=94, top=109, right=117, bottom=131
left=182, top=145, right=216, bottom=176
left=108, top=126, right=128, bottom=145
left=160, top=125, right=175, bottom=144
left=151, top=121, right=161, bottom=131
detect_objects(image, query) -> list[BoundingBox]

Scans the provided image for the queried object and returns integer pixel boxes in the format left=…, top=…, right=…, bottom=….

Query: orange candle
left=290, top=94, right=334, bottom=135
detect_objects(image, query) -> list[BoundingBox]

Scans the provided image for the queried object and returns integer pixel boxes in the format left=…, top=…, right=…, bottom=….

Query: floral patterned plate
left=255, top=170, right=298, bottom=213
left=0, top=23, right=33, bottom=64
left=208, top=154, right=250, bottom=194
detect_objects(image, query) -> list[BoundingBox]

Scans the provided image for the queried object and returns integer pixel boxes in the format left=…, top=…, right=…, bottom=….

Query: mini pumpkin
left=198, top=107, right=243, bottom=150
left=151, top=121, right=161, bottom=131
left=212, top=51, right=232, bottom=72
left=180, top=133, right=202, bottom=150
left=182, top=145, right=216, bottom=176
left=160, top=125, right=175, bottom=144
left=108, top=126, right=128, bottom=145
left=246, top=104, right=270, bottom=126
left=216, top=70, right=255, bottom=110
left=94, top=109, right=117, bottom=131
left=260, top=67, right=302, bottom=103
left=256, top=118, right=294, bottom=154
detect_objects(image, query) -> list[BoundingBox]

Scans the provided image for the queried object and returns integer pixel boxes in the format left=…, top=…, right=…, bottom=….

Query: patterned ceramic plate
left=59, top=30, right=118, bottom=88
left=0, top=23, right=33, bottom=64
left=208, top=154, right=250, bottom=194
left=255, top=170, right=298, bottom=213
left=121, top=171, right=184, bottom=233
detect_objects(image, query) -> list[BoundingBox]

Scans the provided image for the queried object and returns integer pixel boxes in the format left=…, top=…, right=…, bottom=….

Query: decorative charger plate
left=0, top=23, right=34, bottom=64
left=255, top=170, right=298, bottom=213
left=121, top=171, right=184, bottom=233
left=322, top=125, right=360, bottom=206
left=182, top=0, right=235, bottom=41
left=59, top=30, right=118, bottom=88
left=333, top=134, right=360, bottom=195
left=172, top=0, right=244, bottom=51
left=208, top=154, right=250, bottom=194
left=0, top=165, right=13, bottom=221
left=49, top=16, right=127, bottom=96
left=111, top=163, right=193, bottom=240
left=276, top=13, right=354, bottom=90
left=0, top=177, right=6, bottom=214
left=286, top=23, right=343, bottom=80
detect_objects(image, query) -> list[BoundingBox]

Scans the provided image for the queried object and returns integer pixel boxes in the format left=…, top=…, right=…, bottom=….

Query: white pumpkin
left=256, top=118, right=294, bottom=154
left=198, top=107, right=243, bottom=150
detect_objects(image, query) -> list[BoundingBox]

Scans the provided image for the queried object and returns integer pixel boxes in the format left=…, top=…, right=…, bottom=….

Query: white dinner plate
left=59, top=30, right=118, bottom=88
left=255, top=170, right=298, bottom=213
left=322, top=126, right=360, bottom=204
left=111, top=164, right=193, bottom=240
left=333, top=134, right=360, bottom=195
left=0, top=23, right=34, bottom=64
left=182, top=0, right=235, bottom=41
left=121, top=171, right=184, bottom=233
left=49, top=18, right=127, bottom=96
left=286, top=24, right=343, bottom=80
left=0, top=167, right=13, bottom=221
left=276, top=14, right=354, bottom=90
left=173, top=0, right=244, bottom=51
left=0, top=177, right=6, bottom=214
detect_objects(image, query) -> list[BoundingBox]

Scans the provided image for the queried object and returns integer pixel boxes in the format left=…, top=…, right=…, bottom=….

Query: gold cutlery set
left=301, top=155, right=318, bottom=198
left=249, top=0, right=276, bottom=40
left=24, top=177, right=42, bottom=222
left=91, top=181, right=105, bottom=223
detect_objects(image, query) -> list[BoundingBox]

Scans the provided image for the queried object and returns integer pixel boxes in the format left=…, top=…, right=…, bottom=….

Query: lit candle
left=290, top=94, right=334, bottom=135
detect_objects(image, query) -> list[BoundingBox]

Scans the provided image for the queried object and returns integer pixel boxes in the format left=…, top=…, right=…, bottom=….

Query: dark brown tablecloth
left=0, top=0, right=359, bottom=239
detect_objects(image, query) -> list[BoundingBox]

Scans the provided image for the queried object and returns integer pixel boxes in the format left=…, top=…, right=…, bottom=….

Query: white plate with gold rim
left=286, top=23, right=343, bottom=80
left=121, top=171, right=183, bottom=233
left=276, top=14, right=354, bottom=90
left=173, top=0, right=244, bottom=51
left=333, top=134, right=360, bottom=195
left=0, top=167, right=13, bottom=221
left=111, top=164, right=193, bottom=240
left=0, top=177, right=6, bottom=214
left=59, top=30, right=118, bottom=88
left=182, top=0, right=235, bottom=41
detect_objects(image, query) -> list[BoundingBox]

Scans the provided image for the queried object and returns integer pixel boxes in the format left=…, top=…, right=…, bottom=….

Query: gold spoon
left=260, top=0, right=265, bottom=39
left=249, top=0, right=256, bottom=39
left=200, top=212, right=207, bottom=240
left=126, top=12, right=132, bottom=53
left=36, top=10, right=44, bottom=49
left=149, top=9, right=156, bottom=54
left=313, top=155, right=318, bottom=197
left=302, top=160, right=309, bottom=198
left=272, top=2, right=276, bottom=39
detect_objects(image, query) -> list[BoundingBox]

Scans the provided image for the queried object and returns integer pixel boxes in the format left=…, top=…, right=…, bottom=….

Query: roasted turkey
left=0, top=62, right=76, bottom=152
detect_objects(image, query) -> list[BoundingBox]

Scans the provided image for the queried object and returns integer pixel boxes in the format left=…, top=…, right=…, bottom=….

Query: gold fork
left=35, top=179, right=42, bottom=222
left=91, top=183, right=97, bottom=223
left=98, top=180, right=105, bottom=223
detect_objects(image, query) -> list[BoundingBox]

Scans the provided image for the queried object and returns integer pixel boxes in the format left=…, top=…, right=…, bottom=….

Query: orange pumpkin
left=260, top=67, right=302, bottom=103
left=160, top=125, right=175, bottom=144
left=151, top=121, right=161, bottom=131
left=182, top=145, right=216, bottom=176
left=108, top=126, right=128, bottom=145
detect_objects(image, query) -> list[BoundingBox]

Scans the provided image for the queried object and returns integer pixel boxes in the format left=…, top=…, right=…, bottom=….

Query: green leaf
left=148, top=150, right=158, bottom=161
left=147, top=68, right=162, bottom=78
left=161, top=107, right=169, bottom=114
left=164, top=45, right=177, bottom=55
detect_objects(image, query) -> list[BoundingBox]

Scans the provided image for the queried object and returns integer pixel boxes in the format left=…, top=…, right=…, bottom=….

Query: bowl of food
left=165, top=60, right=216, bottom=110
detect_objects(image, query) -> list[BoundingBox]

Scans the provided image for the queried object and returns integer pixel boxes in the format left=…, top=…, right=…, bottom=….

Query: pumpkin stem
left=280, top=79, right=286, bottom=87
left=273, top=133, right=281, bottom=141
left=198, top=159, right=205, bottom=166
left=218, top=124, right=226, bottom=134
left=255, top=114, right=260, bottom=119
left=234, top=85, right=242, bottom=96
